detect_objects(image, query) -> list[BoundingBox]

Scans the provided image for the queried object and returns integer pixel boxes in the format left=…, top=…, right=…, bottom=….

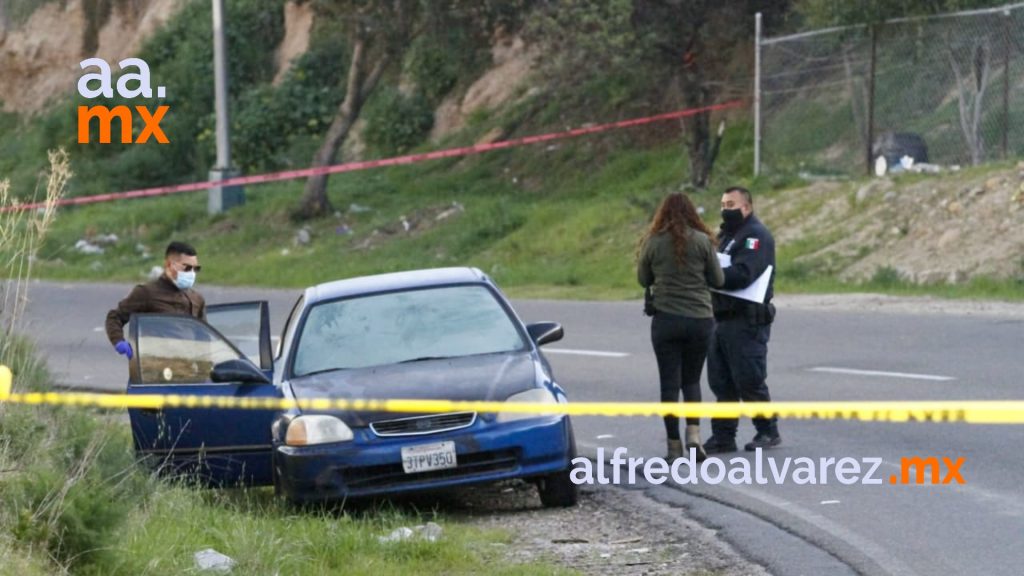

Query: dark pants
left=707, top=318, right=777, bottom=439
left=651, top=313, right=714, bottom=439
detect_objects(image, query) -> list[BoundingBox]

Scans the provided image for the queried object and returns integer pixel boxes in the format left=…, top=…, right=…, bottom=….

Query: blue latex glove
left=115, top=340, right=133, bottom=360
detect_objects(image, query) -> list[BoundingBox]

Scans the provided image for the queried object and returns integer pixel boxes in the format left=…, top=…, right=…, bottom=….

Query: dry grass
left=0, top=148, right=70, bottom=392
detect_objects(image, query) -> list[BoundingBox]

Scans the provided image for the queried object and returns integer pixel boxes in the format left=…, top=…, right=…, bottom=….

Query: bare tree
left=295, top=1, right=417, bottom=220
left=295, top=0, right=524, bottom=219
left=841, top=44, right=870, bottom=153
left=633, top=0, right=790, bottom=189
left=948, top=39, right=991, bottom=165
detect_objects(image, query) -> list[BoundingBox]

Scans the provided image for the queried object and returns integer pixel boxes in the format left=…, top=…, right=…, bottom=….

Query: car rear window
left=292, top=284, right=526, bottom=376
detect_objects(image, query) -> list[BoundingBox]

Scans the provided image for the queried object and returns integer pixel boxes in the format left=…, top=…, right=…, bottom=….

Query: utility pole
left=208, top=0, right=244, bottom=214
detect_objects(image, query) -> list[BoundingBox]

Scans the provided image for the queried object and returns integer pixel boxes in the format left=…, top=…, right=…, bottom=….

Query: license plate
left=401, top=441, right=457, bottom=474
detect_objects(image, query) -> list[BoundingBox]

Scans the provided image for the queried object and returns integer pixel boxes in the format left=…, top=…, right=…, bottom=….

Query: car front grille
left=369, top=411, right=476, bottom=437
left=342, top=449, right=519, bottom=491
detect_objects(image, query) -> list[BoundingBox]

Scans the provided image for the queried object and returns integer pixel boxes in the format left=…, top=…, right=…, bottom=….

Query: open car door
left=126, top=307, right=278, bottom=487
left=205, top=301, right=274, bottom=376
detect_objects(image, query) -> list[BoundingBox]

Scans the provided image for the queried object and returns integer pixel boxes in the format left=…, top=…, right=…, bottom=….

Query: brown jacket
left=105, top=275, right=206, bottom=345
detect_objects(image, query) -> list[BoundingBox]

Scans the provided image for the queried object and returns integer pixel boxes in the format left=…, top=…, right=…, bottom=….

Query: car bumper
left=273, top=416, right=572, bottom=502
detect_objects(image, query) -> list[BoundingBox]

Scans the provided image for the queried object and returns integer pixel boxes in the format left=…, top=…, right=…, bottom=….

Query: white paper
left=717, top=252, right=732, bottom=268
left=711, top=265, right=773, bottom=304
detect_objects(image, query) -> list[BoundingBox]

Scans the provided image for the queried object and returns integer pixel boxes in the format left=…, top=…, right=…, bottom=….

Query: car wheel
left=537, top=467, right=579, bottom=507
left=537, top=422, right=579, bottom=508
left=272, top=465, right=300, bottom=507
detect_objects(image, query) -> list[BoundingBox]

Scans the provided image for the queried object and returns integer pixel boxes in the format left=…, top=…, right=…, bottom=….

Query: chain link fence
left=758, top=3, right=1024, bottom=177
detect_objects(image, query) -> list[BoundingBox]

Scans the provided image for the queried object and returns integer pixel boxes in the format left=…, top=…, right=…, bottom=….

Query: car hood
left=287, top=350, right=540, bottom=427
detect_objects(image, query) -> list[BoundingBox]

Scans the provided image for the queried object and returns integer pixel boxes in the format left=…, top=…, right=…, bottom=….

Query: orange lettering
left=78, top=105, right=132, bottom=144
left=136, top=105, right=169, bottom=144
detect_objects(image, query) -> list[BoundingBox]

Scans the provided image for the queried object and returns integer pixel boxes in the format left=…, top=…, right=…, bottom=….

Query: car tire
left=537, top=423, right=579, bottom=508
left=272, top=465, right=300, bottom=507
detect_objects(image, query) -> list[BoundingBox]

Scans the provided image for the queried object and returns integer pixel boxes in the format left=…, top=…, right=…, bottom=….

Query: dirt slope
left=0, top=0, right=185, bottom=114
left=758, top=164, right=1024, bottom=284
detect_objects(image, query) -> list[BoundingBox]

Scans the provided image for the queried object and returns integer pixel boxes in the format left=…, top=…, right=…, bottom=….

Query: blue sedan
left=126, top=267, right=578, bottom=507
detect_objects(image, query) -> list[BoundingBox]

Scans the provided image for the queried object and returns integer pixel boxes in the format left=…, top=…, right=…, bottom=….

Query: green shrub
left=1, top=404, right=148, bottom=571
left=232, top=25, right=348, bottom=172
left=405, top=37, right=461, bottom=104
left=870, top=266, right=905, bottom=288
left=363, top=88, right=435, bottom=156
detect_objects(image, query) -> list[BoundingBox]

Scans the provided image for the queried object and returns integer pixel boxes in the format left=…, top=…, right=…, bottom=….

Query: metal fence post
left=754, top=12, right=762, bottom=177
left=1002, top=8, right=1011, bottom=160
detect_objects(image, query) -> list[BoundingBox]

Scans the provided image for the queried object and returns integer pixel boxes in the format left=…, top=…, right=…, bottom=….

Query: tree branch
left=359, top=54, right=389, bottom=104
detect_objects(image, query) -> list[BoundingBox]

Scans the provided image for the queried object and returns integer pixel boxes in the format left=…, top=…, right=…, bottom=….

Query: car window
left=292, top=285, right=525, bottom=376
left=206, top=304, right=263, bottom=365
left=135, top=315, right=245, bottom=385
left=278, top=295, right=304, bottom=359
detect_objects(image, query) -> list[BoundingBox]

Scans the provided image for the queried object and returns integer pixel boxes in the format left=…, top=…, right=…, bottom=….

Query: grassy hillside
left=25, top=131, right=1024, bottom=302
left=3, top=0, right=1021, bottom=301
left=28, top=117, right=763, bottom=298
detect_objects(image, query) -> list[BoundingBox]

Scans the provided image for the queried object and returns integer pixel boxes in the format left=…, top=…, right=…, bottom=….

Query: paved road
left=13, top=280, right=1024, bottom=576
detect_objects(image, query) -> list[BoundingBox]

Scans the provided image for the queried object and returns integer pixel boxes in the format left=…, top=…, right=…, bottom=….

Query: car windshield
left=292, top=284, right=526, bottom=376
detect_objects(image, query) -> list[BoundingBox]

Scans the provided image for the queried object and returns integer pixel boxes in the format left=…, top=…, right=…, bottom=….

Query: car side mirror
left=211, top=358, right=271, bottom=385
left=526, top=321, right=563, bottom=346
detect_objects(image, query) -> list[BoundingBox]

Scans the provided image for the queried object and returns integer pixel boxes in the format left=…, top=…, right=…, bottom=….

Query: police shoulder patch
left=745, top=238, right=761, bottom=250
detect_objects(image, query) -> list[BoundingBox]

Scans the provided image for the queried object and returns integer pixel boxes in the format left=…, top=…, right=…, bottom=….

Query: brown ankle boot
left=685, top=425, right=708, bottom=461
left=666, top=439, right=683, bottom=460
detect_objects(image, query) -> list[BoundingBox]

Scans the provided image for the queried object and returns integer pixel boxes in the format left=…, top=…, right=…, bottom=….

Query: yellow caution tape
left=0, top=365, right=10, bottom=400
left=0, top=365, right=1022, bottom=423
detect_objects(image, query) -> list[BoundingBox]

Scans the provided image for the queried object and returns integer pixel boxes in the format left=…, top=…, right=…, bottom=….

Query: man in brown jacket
left=105, top=241, right=206, bottom=359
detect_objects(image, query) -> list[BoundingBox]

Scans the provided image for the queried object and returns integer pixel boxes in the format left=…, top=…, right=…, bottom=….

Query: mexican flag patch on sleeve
left=745, top=238, right=760, bottom=250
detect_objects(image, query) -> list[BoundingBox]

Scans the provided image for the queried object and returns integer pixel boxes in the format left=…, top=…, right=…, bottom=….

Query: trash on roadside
left=378, top=522, right=444, bottom=544
left=379, top=527, right=415, bottom=543
left=194, top=548, right=235, bottom=573
left=348, top=203, right=373, bottom=214
left=435, top=202, right=464, bottom=221
left=74, top=239, right=104, bottom=254
left=92, top=233, right=119, bottom=245
left=147, top=266, right=163, bottom=280
left=294, top=227, right=312, bottom=246
left=335, top=224, right=353, bottom=235
left=419, top=522, right=443, bottom=542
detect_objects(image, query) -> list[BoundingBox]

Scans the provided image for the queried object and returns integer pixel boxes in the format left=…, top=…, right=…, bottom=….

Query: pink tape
left=3, top=100, right=743, bottom=213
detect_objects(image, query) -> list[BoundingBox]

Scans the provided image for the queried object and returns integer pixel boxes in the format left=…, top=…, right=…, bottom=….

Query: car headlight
left=285, top=415, right=354, bottom=446
left=496, top=388, right=558, bottom=423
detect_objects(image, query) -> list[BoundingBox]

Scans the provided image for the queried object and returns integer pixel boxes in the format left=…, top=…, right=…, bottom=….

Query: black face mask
left=721, top=208, right=745, bottom=231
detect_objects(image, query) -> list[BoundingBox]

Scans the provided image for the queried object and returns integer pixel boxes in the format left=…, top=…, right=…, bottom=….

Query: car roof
left=304, top=267, right=491, bottom=303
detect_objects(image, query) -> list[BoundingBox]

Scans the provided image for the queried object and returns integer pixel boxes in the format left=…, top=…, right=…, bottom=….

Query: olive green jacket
left=638, top=229, right=724, bottom=318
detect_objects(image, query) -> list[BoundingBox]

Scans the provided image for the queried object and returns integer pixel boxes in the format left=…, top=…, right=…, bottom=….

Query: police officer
left=703, top=187, right=780, bottom=454
left=105, top=241, right=206, bottom=360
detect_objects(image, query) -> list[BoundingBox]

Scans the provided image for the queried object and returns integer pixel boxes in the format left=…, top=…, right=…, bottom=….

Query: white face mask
left=174, top=270, right=196, bottom=290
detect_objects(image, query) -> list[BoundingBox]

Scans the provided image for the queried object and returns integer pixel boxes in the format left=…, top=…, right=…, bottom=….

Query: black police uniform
left=707, top=213, right=779, bottom=446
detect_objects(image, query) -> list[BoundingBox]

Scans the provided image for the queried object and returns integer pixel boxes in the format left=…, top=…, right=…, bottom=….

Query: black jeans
left=707, top=318, right=777, bottom=438
left=651, top=312, right=714, bottom=439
